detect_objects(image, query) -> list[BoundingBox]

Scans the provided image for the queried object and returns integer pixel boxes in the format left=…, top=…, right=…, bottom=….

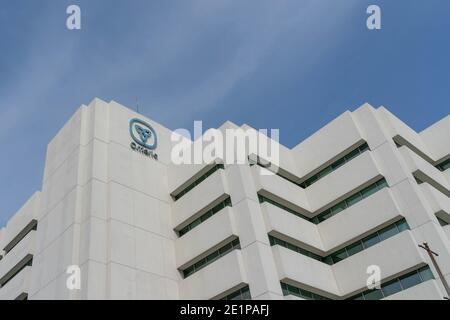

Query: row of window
left=173, top=163, right=225, bottom=201
left=349, top=266, right=434, bottom=300
left=220, top=286, right=251, bottom=300
left=252, top=143, right=370, bottom=190
left=269, top=219, right=410, bottom=265
left=178, top=197, right=232, bottom=237
left=395, top=138, right=449, bottom=173
left=181, top=238, right=241, bottom=278
left=312, top=178, right=388, bottom=223
left=436, top=158, right=450, bottom=171
left=280, top=282, right=329, bottom=300
left=258, top=178, right=389, bottom=225
left=299, top=143, right=370, bottom=188
left=281, top=266, right=434, bottom=300
left=251, top=158, right=301, bottom=187
left=258, top=194, right=311, bottom=222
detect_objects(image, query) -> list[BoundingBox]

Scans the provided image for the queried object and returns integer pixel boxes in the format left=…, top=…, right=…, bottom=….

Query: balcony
left=175, top=207, right=238, bottom=269
left=179, top=250, right=247, bottom=300
left=272, top=245, right=339, bottom=297
left=307, top=151, right=382, bottom=211
left=333, top=231, right=426, bottom=297
left=172, top=170, right=229, bottom=228
left=261, top=203, right=323, bottom=252
left=252, top=166, right=310, bottom=216
left=318, top=188, right=402, bottom=251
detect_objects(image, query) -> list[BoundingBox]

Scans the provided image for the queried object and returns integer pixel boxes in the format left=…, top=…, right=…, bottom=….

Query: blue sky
left=0, top=0, right=449, bottom=226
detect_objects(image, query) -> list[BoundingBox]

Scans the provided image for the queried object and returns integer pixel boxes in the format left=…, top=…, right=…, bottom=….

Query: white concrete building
left=0, top=98, right=449, bottom=300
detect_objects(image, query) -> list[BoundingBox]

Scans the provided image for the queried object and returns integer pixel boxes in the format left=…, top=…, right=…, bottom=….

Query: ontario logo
left=129, top=118, right=158, bottom=160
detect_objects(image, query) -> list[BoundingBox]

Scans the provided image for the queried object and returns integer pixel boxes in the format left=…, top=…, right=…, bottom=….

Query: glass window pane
left=219, top=243, right=232, bottom=255
left=331, top=157, right=346, bottom=170
left=378, top=224, right=398, bottom=241
left=361, top=183, right=379, bottom=199
left=190, top=219, right=201, bottom=229
left=288, top=284, right=299, bottom=295
left=330, top=202, right=347, bottom=215
left=331, top=248, right=348, bottom=263
left=317, top=166, right=333, bottom=179
left=400, top=272, right=422, bottom=290
left=363, top=289, right=383, bottom=300
left=419, top=267, right=434, bottom=282
left=396, top=219, right=410, bottom=232
left=346, top=241, right=364, bottom=256
left=228, top=290, right=241, bottom=300
left=194, top=258, right=206, bottom=270
left=345, top=149, right=360, bottom=161
left=322, top=256, right=333, bottom=265
left=346, top=192, right=362, bottom=207
left=376, top=179, right=388, bottom=188
left=241, top=288, right=251, bottom=300
left=280, top=283, right=287, bottom=293
left=311, top=217, right=320, bottom=224
left=381, top=280, right=402, bottom=297
left=299, top=289, right=312, bottom=299
left=441, top=160, right=450, bottom=170
left=207, top=250, right=219, bottom=262
left=286, top=243, right=298, bottom=252
left=184, top=267, right=194, bottom=277
left=305, top=175, right=318, bottom=185
left=362, top=233, right=380, bottom=249
left=318, top=210, right=333, bottom=222
left=359, top=143, right=369, bottom=152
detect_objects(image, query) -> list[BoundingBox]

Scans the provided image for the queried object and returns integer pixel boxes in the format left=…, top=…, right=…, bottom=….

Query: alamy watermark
left=170, top=121, right=280, bottom=175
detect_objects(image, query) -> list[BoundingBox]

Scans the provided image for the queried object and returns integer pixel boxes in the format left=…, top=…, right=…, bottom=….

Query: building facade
left=0, top=98, right=449, bottom=300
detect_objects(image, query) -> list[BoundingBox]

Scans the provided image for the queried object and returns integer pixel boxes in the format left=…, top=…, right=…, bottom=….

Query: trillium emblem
left=129, top=118, right=158, bottom=150
left=136, top=125, right=152, bottom=144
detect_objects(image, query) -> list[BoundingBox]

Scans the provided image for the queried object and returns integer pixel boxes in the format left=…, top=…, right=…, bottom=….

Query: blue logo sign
left=129, top=118, right=158, bottom=150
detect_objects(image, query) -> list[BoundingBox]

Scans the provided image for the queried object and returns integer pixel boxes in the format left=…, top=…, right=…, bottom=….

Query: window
left=173, top=164, right=224, bottom=201
left=258, top=194, right=311, bottom=222
left=299, top=143, right=370, bottom=188
left=181, top=238, right=241, bottom=278
left=346, top=241, right=363, bottom=256
left=399, top=271, right=422, bottom=290
left=280, top=282, right=329, bottom=300
left=269, top=219, right=410, bottom=266
left=362, top=233, right=380, bottom=249
left=363, top=289, right=383, bottom=300
left=178, top=197, right=232, bottom=236
left=261, top=178, right=389, bottom=225
left=360, top=183, right=378, bottom=198
left=313, top=178, right=388, bottom=223
left=436, top=158, right=450, bottom=171
left=381, top=279, right=402, bottom=297
left=378, top=224, right=398, bottom=241
left=346, top=193, right=362, bottom=207
left=221, top=286, right=251, bottom=300
left=330, top=248, right=348, bottom=263
left=349, top=266, right=434, bottom=300
left=419, top=266, right=434, bottom=281
left=396, top=219, right=409, bottom=232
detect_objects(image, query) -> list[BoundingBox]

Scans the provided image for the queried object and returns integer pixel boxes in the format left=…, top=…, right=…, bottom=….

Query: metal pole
left=418, top=242, right=450, bottom=299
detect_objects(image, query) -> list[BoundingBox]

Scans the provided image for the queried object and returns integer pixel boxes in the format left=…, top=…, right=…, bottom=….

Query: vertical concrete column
left=225, top=164, right=284, bottom=299
left=353, top=105, right=449, bottom=298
